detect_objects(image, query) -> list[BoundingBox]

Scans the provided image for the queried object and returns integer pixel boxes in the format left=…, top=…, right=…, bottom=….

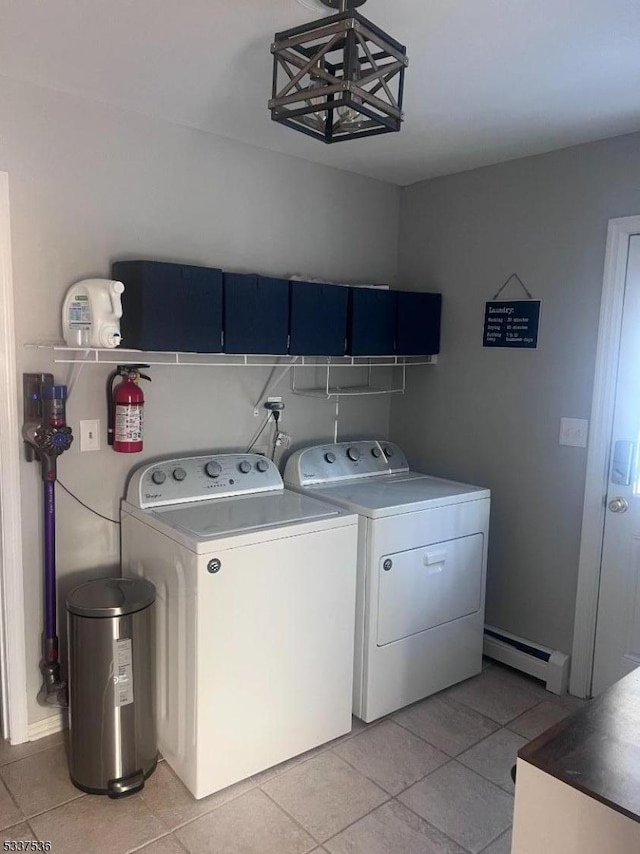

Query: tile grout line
left=24, top=819, right=40, bottom=843
left=390, top=715, right=469, bottom=759
left=317, top=792, right=468, bottom=854
left=21, top=792, right=86, bottom=823
left=0, top=741, right=66, bottom=770
left=321, top=741, right=508, bottom=850
left=259, top=784, right=351, bottom=848
left=167, top=831, right=191, bottom=854
left=476, top=825, right=513, bottom=853
left=126, top=829, right=185, bottom=854
left=393, top=761, right=512, bottom=854
left=0, top=775, right=26, bottom=824
left=385, top=786, right=481, bottom=854
left=325, top=744, right=410, bottom=798
left=442, top=685, right=545, bottom=727
left=138, top=725, right=384, bottom=839
left=389, top=683, right=549, bottom=764
left=148, top=781, right=262, bottom=835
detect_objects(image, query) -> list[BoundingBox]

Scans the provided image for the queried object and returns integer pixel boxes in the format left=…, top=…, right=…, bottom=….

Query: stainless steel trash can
left=67, top=577, right=157, bottom=797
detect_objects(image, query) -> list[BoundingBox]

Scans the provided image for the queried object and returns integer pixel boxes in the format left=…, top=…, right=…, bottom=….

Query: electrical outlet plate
left=80, top=419, right=100, bottom=452
left=559, top=417, right=589, bottom=448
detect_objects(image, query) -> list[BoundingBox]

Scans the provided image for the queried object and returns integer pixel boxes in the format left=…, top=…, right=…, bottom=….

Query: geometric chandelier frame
left=269, top=1, right=408, bottom=143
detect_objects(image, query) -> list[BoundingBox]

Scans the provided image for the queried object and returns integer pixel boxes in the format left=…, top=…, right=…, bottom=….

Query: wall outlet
left=559, top=417, right=589, bottom=448
left=265, top=396, right=285, bottom=413
left=80, top=419, right=100, bottom=452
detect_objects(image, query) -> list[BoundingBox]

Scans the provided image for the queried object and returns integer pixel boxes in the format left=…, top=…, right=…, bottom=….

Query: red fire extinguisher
left=107, top=365, right=151, bottom=453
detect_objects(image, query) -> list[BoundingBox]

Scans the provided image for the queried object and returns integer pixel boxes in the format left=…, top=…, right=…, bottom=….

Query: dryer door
left=377, top=534, right=483, bottom=646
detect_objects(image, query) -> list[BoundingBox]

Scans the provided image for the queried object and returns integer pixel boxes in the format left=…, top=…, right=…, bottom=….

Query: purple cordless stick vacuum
left=23, top=374, right=74, bottom=707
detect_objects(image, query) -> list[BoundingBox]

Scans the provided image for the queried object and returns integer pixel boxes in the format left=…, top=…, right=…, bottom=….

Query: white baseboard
left=26, top=710, right=68, bottom=742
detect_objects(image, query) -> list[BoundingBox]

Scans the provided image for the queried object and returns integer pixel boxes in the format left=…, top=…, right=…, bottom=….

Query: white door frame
left=0, top=172, right=29, bottom=743
left=571, top=215, right=640, bottom=698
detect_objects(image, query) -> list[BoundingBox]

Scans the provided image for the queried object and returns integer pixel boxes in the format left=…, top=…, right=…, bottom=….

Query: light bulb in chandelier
left=304, top=62, right=328, bottom=130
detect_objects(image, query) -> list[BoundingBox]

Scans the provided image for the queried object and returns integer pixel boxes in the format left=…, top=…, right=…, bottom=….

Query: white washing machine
left=284, top=440, right=491, bottom=723
left=121, top=452, right=358, bottom=799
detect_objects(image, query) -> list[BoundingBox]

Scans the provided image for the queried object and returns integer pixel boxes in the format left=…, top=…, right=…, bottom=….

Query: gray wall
left=0, top=76, right=400, bottom=726
left=391, top=132, right=640, bottom=656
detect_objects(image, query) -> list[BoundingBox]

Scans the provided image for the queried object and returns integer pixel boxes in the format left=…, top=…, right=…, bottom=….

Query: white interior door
left=592, top=234, right=640, bottom=695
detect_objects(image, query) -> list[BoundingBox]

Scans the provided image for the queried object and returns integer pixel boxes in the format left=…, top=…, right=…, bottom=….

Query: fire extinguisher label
left=115, top=404, right=143, bottom=443
left=113, top=638, right=134, bottom=707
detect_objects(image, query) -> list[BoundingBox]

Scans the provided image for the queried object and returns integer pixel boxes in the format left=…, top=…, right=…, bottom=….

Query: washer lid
left=67, top=577, right=156, bottom=617
left=152, top=490, right=339, bottom=539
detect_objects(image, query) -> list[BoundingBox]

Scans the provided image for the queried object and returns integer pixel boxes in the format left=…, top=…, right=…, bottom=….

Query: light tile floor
left=0, top=663, right=587, bottom=854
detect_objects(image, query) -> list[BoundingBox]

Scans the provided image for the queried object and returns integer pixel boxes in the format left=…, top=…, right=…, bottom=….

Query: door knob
left=608, top=497, right=629, bottom=513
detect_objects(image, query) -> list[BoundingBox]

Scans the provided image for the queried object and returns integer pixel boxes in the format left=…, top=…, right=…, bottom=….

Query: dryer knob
left=238, top=460, right=252, bottom=474
left=173, top=467, right=187, bottom=481
left=256, top=459, right=269, bottom=473
left=347, top=447, right=361, bottom=462
left=324, top=452, right=336, bottom=464
left=151, top=470, right=166, bottom=485
left=384, top=446, right=394, bottom=458
left=371, top=447, right=382, bottom=458
left=205, top=461, right=222, bottom=478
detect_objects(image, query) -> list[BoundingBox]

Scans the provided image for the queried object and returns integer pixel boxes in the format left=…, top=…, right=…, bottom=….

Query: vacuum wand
left=23, top=374, right=74, bottom=708
left=43, top=481, right=58, bottom=668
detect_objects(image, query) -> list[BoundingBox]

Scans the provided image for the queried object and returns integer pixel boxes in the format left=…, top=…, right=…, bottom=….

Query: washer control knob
left=256, top=459, right=269, bottom=473
left=238, top=460, right=252, bottom=474
left=205, top=461, right=222, bottom=478
left=383, top=446, right=394, bottom=458
left=173, top=467, right=187, bottom=482
left=371, top=447, right=382, bottom=458
left=151, top=470, right=166, bottom=485
left=347, top=447, right=361, bottom=462
left=324, top=452, right=336, bottom=464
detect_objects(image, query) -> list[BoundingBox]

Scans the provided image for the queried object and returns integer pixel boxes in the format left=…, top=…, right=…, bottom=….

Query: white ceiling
left=1, top=0, right=639, bottom=185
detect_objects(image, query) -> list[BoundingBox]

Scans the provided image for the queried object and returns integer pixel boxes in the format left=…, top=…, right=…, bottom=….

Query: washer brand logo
left=145, top=492, right=161, bottom=500
left=303, top=471, right=316, bottom=478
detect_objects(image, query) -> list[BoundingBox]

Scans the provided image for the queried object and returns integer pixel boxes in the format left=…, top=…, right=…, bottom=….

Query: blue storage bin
left=395, top=291, right=442, bottom=355
left=289, top=281, right=348, bottom=356
left=347, top=288, right=396, bottom=356
left=223, top=274, right=289, bottom=354
left=112, top=260, right=223, bottom=352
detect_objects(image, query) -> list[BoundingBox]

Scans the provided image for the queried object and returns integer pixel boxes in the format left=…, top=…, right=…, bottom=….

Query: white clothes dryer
left=284, top=440, right=490, bottom=723
left=121, top=453, right=358, bottom=799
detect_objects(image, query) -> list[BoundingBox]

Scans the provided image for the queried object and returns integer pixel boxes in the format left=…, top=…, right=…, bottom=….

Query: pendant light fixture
left=269, top=0, right=408, bottom=143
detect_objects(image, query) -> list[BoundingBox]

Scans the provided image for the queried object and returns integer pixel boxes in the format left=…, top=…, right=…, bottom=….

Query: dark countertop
left=518, top=669, right=640, bottom=824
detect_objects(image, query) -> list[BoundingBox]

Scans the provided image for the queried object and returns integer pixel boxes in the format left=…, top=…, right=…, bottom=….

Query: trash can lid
left=66, top=577, right=155, bottom=618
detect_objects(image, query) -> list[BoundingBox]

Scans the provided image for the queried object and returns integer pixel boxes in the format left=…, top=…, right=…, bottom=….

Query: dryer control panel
left=126, top=453, right=283, bottom=509
left=285, top=440, right=409, bottom=487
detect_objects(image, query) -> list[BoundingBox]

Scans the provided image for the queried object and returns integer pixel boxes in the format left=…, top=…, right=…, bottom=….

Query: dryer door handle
left=423, top=549, right=447, bottom=570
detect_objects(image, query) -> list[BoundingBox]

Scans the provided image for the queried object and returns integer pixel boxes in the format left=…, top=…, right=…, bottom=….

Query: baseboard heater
left=483, top=625, right=570, bottom=695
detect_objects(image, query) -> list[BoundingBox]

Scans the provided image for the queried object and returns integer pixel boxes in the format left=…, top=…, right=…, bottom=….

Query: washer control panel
left=284, top=440, right=409, bottom=487
left=127, top=453, right=282, bottom=509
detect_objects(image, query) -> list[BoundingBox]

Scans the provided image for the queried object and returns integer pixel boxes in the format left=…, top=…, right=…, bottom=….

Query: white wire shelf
left=25, top=343, right=437, bottom=369
left=290, top=385, right=406, bottom=399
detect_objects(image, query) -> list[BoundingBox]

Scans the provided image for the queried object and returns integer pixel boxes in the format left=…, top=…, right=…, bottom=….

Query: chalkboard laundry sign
left=483, top=299, right=541, bottom=349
